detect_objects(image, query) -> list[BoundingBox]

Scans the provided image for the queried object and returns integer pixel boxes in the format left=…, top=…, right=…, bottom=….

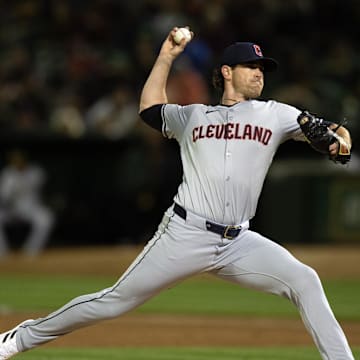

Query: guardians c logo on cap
left=253, top=44, right=263, bottom=57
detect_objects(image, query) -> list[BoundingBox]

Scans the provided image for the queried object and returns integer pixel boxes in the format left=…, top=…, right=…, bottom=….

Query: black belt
left=173, top=203, right=242, bottom=240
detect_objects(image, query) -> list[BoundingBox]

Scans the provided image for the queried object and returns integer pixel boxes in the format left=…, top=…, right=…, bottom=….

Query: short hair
left=212, top=67, right=224, bottom=92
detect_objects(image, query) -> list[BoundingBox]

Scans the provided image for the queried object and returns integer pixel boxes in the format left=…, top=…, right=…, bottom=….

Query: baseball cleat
left=0, top=320, right=33, bottom=359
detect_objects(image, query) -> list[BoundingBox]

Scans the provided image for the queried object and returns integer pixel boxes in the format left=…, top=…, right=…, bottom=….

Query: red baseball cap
left=220, top=42, right=278, bottom=72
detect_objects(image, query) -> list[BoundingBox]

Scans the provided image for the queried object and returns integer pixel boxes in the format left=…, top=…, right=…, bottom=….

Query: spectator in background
left=0, top=150, right=54, bottom=258
left=49, top=89, right=86, bottom=138
left=0, top=46, right=50, bottom=132
left=85, top=83, right=139, bottom=139
left=0, top=1, right=358, bottom=143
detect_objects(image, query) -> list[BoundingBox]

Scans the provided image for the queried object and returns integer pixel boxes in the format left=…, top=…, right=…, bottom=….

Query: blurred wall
left=0, top=133, right=183, bottom=247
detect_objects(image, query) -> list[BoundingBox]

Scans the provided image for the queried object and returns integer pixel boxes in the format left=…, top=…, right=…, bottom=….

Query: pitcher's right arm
left=139, top=27, right=193, bottom=113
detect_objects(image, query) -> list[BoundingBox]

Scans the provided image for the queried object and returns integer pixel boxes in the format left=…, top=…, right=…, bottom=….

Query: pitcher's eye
left=243, top=63, right=264, bottom=72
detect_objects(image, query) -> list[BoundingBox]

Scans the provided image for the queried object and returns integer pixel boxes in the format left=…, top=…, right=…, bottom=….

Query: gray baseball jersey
left=163, top=100, right=303, bottom=224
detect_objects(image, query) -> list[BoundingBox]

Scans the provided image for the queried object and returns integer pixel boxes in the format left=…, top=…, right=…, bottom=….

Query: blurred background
left=0, top=0, right=359, bottom=256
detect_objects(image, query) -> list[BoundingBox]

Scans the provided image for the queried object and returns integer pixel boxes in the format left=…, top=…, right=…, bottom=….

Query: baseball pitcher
left=0, top=27, right=354, bottom=360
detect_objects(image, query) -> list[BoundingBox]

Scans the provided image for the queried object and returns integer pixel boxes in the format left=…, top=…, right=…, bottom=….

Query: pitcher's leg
left=212, top=231, right=354, bottom=360
left=16, top=213, right=207, bottom=351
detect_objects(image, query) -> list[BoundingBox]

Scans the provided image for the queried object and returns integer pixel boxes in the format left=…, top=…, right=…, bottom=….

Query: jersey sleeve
left=275, top=102, right=305, bottom=142
left=162, top=104, right=194, bottom=141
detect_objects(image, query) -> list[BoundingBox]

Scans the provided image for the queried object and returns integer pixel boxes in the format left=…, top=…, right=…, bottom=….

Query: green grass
left=0, top=274, right=114, bottom=312
left=13, top=347, right=360, bottom=360
left=0, top=274, right=359, bottom=320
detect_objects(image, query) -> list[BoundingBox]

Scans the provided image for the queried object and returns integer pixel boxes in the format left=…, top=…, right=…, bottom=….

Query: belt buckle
left=223, top=225, right=241, bottom=240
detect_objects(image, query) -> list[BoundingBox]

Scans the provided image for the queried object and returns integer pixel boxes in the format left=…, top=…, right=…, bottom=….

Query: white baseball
left=173, top=27, right=192, bottom=44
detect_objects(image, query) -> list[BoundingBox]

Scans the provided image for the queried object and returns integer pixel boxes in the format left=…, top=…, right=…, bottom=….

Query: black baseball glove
left=297, top=111, right=351, bottom=164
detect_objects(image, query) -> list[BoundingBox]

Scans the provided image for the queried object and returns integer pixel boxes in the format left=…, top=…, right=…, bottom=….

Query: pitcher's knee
left=291, top=263, right=322, bottom=296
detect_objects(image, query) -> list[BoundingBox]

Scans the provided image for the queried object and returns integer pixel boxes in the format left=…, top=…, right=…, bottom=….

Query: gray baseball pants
left=16, top=205, right=354, bottom=360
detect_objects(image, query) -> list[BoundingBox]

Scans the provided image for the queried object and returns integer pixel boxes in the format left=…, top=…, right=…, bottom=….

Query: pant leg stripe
left=25, top=213, right=174, bottom=330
